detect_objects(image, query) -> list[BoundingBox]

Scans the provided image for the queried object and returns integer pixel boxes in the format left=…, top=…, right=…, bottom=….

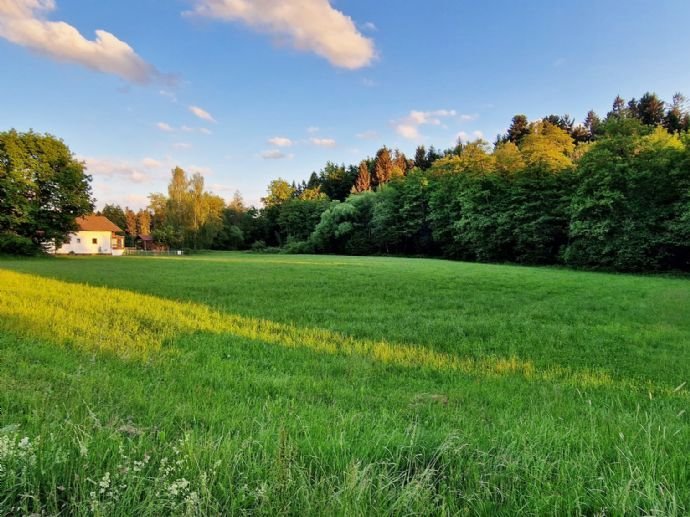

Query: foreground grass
left=0, top=253, right=689, bottom=515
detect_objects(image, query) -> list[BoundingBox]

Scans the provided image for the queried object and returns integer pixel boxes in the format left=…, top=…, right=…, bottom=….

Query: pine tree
left=414, top=145, right=428, bottom=169
left=353, top=161, right=371, bottom=192
left=583, top=110, right=601, bottom=140
left=307, top=172, right=320, bottom=189
left=506, top=115, right=530, bottom=144
left=610, top=95, right=626, bottom=118
left=373, top=147, right=393, bottom=185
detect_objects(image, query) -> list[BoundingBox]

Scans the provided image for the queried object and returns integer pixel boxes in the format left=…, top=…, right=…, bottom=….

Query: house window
left=92, top=238, right=98, bottom=244
left=76, top=238, right=81, bottom=244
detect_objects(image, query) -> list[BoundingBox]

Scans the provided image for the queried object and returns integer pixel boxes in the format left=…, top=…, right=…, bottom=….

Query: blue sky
left=2, top=0, right=690, bottom=208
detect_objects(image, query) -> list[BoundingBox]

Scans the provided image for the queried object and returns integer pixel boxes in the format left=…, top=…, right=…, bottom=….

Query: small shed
left=136, top=234, right=155, bottom=251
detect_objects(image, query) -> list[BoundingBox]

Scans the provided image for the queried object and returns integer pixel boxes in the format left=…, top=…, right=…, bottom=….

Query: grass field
left=1, top=253, right=689, bottom=515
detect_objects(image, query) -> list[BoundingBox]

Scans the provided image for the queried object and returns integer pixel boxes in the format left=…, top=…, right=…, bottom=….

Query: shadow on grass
left=0, top=269, right=686, bottom=397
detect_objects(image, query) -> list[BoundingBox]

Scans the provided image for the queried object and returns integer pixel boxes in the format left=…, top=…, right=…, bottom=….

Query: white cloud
left=459, top=113, right=479, bottom=122
left=157, top=122, right=174, bottom=132
left=268, top=136, right=293, bottom=147
left=187, top=0, right=376, bottom=69
left=173, top=142, right=192, bottom=150
left=456, top=130, right=485, bottom=143
left=199, top=127, right=213, bottom=135
left=356, top=130, right=378, bottom=140
left=189, top=105, right=216, bottom=122
left=0, top=0, right=162, bottom=83
left=142, top=157, right=162, bottom=169
left=261, top=149, right=291, bottom=160
left=361, top=21, right=377, bottom=32
left=393, top=109, right=458, bottom=140
left=396, top=124, right=420, bottom=140
left=307, top=126, right=320, bottom=134
left=80, top=156, right=152, bottom=184
left=361, top=78, right=377, bottom=87
left=309, top=137, right=336, bottom=147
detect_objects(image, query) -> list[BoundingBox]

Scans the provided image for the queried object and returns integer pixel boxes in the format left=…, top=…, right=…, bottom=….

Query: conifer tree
left=373, top=147, right=393, bottom=185
left=353, top=161, right=371, bottom=192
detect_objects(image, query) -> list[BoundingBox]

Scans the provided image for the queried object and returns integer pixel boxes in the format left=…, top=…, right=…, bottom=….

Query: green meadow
left=1, top=253, right=689, bottom=515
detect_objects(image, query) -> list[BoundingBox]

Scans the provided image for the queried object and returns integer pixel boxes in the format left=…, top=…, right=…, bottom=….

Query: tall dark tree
left=100, top=204, right=126, bottom=230
left=583, top=110, right=602, bottom=140
left=414, top=145, right=429, bottom=169
left=426, top=146, right=442, bottom=166
left=543, top=114, right=574, bottom=135
left=609, top=95, right=626, bottom=119
left=506, top=115, right=530, bottom=144
left=636, top=92, right=666, bottom=126
left=664, top=93, right=689, bottom=133
left=319, top=162, right=356, bottom=201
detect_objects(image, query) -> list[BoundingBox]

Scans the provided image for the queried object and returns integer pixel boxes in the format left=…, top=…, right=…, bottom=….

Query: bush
left=249, top=240, right=281, bottom=254
left=0, top=234, right=40, bottom=256
left=283, top=239, right=315, bottom=254
left=250, top=240, right=267, bottom=252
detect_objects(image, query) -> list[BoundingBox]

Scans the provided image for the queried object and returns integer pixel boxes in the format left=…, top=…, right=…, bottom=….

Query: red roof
left=76, top=215, right=123, bottom=233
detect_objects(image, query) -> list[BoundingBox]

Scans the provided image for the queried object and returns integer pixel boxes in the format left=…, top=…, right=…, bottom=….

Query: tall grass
left=2, top=269, right=682, bottom=395
left=1, top=254, right=689, bottom=514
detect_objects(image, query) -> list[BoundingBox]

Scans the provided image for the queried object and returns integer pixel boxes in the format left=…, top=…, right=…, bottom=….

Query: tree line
left=1, top=91, right=689, bottom=271
left=223, top=91, right=690, bottom=272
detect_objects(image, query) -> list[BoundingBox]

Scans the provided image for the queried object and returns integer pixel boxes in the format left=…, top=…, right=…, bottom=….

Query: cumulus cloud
left=157, top=122, right=174, bottom=132
left=0, top=0, right=162, bottom=83
left=141, top=157, right=162, bottom=169
left=187, top=0, right=376, bottom=69
left=80, top=156, right=152, bottom=184
left=393, top=109, right=458, bottom=140
left=456, top=130, right=485, bottom=143
left=189, top=105, right=216, bottom=122
left=310, top=137, right=336, bottom=147
left=268, top=136, right=293, bottom=147
left=261, top=149, right=291, bottom=160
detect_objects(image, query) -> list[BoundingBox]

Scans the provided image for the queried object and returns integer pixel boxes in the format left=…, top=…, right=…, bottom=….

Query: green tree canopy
left=0, top=129, right=93, bottom=251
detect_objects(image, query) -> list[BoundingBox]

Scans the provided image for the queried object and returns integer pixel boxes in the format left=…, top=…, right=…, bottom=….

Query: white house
left=54, top=215, right=125, bottom=256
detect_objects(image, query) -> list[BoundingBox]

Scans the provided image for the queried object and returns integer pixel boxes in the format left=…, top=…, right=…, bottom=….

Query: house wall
left=55, top=231, right=115, bottom=255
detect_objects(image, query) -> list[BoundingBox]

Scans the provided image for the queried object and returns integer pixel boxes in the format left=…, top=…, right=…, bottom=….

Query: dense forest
left=118, top=91, right=688, bottom=272
left=3, top=91, right=690, bottom=272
